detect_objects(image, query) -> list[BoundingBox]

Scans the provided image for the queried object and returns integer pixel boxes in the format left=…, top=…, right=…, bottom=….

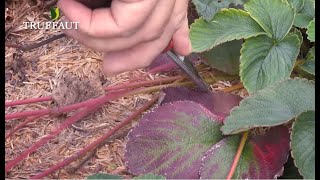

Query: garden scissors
left=76, top=0, right=211, bottom=92
left=163, top=41, right=210, bottom=92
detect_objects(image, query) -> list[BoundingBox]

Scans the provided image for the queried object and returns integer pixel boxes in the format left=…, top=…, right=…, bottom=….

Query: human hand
left=57, top=0, right=191, bottom=75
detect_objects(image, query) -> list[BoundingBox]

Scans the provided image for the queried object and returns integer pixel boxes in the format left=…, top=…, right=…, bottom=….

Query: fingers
left=102, top=27, right=174, bottom=75
left=172, top=15, right=191, bottom=56
left=61, top=0, right=177, bottom=52
left=58, top=0, right=190, bottom=76
left=136, top=0, right=175, bottom=42
left=58, top=0, right=157, bottom=37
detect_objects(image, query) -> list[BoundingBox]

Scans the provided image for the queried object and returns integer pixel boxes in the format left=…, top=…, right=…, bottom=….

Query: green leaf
left=221, top=78, right=315, bottom=135
left=294, top=0, right=315, bottom=28
left=133, top=174, right=166, bottom=179
left=244, top=0, right=295, bottom=41
left=191, top=0, right=245, bottom=21
left=200, top=40, right=242, bottom=75
left=200, top=126, right=290, bottom=179
left=299, top=0, right=315, bottom=17
left=86, top=173, right=123, bottom=179
left=306, top=19, right=315, bottom=42
left=287, top=0, right=305, bottom=12
left=240, top=33, right=301, bottom=93
left=299, top=46, right=315, bottom=75
left=190, top=8, right=266, bottom=52
left=294, top=13, right=313, bottom=28
left=291, top=111, right=315, bottom=179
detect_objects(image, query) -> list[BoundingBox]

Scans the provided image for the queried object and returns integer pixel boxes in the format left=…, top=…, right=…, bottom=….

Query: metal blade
left=166, top=50, right=210, bottom=92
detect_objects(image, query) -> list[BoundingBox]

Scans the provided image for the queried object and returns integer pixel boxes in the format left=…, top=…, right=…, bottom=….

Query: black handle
left=76, top=0, right=112, bottom=9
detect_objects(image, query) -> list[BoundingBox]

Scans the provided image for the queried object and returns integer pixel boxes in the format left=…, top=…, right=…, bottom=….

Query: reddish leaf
left=125, top=101, right=224, bottom=179
left=161, top=87, right=243, bottom=121
left=147, top=53, right=177, bottom=73
left=200, top=126, right=290, bottom=179
left=147, top=53, right=200, bottom=73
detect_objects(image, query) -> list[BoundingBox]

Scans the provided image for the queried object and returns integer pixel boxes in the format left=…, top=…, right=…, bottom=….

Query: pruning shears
left=76, top=0, right=210, bottom=92
left=162, top=40, right=210, bottom=92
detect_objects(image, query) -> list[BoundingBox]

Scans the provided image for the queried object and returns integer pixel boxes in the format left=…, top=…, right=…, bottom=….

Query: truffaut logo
left=50, top=7, right=60, bottom=21
left=23, top=7, right=79, bottom=30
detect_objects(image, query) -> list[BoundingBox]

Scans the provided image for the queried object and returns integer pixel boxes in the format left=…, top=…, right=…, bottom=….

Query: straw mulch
left=5, top=0, right=248, bottom=179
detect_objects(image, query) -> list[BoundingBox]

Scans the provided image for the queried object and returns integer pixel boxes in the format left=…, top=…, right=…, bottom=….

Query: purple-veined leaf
left=160, top=87, right=243, bottom=122
left=200, top=126, right=290, bottom=179
left=125, top=101, right=224, bottom=179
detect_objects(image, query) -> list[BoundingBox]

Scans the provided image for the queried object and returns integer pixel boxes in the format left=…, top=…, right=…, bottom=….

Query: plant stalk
left=29, top=94, right=160, bottom=179
left=5, top=113, right=47, bottom=140
left=222, top=83, right=244, bottom=93
left=5, top=96, right=53, bottom=107
left=105, top=76, right=183, bottom=91
left=5, top=90, right=130, bottom=120
left=226, top=131, right=249, bottom=180
left=5, top=90, right=128, bottom=172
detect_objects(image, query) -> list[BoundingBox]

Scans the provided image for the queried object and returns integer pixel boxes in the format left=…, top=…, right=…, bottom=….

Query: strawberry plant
left=123, top=0, right=315, bottom=179
left=5, top=0, right=314, bottom=179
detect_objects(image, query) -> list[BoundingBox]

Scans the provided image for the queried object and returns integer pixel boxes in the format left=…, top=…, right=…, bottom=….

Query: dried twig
left=43, top=0, right=58, bottom=9
left=69, top=129, right=131, bottom=173
left=6, top=33, right=66, bottom=51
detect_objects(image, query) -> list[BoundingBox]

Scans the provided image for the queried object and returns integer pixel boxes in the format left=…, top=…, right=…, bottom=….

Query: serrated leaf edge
left=289, top=110, right=315, bottom=179
left=239, top=32, right=302, bottom=94
left=190, top=9, right=267, bottom=52
left=306, top=18, right=315, bottom=42
left=244, top=0, right=295, bottom=42
left=299, top=46, right=315, bottom=75
left=221, top=77, right=314, bottom=135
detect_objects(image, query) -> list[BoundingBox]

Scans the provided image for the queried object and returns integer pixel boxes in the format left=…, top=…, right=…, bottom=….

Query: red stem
left=6, top=76, right=181, bottom=120
left=5, top=96, right=53, bottom=107
left=5, top=113, right=47, bottom=140
left=5, top=90, right=128, bottom=172
left=5, top=90, right=130, bottom=120
left=29, top=94, right=160, bottom=179
left=105, top=76, right=182, bottom=91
